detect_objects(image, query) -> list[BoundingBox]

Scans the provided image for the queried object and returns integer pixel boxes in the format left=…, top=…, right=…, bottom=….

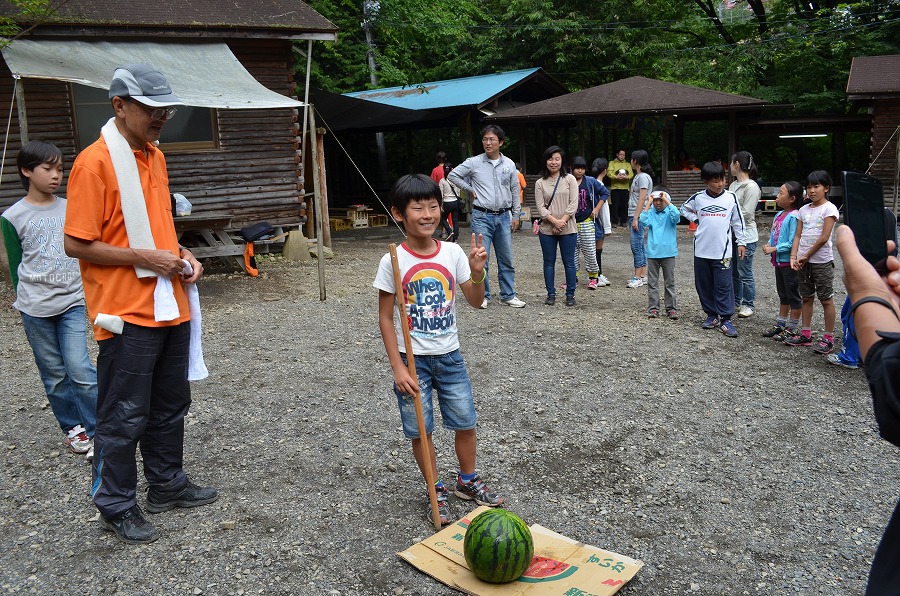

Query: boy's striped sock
left=775, top=316, right=787, bottom=328
left=787, top=317, right=800, bottom=331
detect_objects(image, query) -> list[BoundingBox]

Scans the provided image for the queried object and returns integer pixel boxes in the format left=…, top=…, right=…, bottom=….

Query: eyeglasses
left=482, top=137, right=499, bottom=144
left=126, top=99, right=177, bottom=120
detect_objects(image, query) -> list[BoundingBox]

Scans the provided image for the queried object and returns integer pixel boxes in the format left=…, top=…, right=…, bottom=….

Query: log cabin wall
left=0, top=70, right=75, bottom=210
left=0, top=38, right=304, bottom=230
left=870, top=98, right=898, bottom=209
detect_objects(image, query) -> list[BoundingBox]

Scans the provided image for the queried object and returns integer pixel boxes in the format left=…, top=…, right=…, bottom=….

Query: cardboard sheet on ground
left=398, top=506, right=643, bottom=595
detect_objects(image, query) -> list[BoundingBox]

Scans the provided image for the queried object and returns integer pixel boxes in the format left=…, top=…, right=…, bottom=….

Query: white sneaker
left=64, top=425, right=91, bottom=454
left=500, top=297, right=526, bottom=308
left=626, top=277, right=643, bottom=289
left=738, top=306, right=754, bottom=318
left=85, top=444, right=94, bottom=462
left=480, top=299, right=488, bottom=309
left=597, top=275, right=610, bottom=287
left=640, top=276, right=648, bottom=285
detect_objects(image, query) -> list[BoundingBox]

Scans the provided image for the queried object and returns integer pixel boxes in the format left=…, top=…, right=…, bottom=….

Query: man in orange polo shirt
left=65, top=64, right=217, bottom=544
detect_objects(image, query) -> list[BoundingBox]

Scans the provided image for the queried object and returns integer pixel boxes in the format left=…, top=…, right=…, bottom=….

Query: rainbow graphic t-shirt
left=374, top=241, right=471, bottom=356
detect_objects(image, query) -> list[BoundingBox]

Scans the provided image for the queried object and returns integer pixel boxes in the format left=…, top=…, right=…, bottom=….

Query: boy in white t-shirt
left=374, top=174, right=505, bottom=527
left=784, top=170, right=840, bottom=354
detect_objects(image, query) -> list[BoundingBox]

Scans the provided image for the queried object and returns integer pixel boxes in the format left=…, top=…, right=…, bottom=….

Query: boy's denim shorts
left=393, top=348, right=477, bottom=439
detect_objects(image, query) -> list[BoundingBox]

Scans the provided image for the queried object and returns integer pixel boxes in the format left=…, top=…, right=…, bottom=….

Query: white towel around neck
left=101, top=117, right=156, bottom=278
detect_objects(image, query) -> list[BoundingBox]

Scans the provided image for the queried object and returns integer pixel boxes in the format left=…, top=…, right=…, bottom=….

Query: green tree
left=1, top=0, right=65, bottom=45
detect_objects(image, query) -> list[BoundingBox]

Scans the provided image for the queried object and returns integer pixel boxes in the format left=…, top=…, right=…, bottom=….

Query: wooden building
left=0, top=1, right=337, bottom=231
left=847, top=54, right=900, bottom=213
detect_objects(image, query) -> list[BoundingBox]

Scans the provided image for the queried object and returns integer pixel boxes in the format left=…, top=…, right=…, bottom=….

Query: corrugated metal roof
left=491, top=76, right=767, bottom=121
left=847, top=55, right=900, bottom=96
left=344, top=68, right=544, bottom=110
left=0, top=0, right=337, bottom=34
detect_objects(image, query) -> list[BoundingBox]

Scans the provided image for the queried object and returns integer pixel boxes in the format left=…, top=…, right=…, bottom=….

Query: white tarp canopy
left=1, top=38, right=303, bottom=109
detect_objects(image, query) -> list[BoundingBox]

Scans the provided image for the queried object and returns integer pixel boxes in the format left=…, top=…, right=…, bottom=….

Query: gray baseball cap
left=108, top=64, right=185, bottom=107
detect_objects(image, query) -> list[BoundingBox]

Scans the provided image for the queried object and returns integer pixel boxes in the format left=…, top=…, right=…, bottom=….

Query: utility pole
left=362, top=0, right=388, bottom=185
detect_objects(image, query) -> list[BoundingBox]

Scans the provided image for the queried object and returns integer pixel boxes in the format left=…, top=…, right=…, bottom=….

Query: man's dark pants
left=92, top=322, right=191, bottom=519
left=611, top=189, right=629, bottom=226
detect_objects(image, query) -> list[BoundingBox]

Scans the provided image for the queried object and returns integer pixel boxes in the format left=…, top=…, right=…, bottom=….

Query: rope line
left=313, top=106, right=406, bottom=237
left=865, top=125, right=900, bottom=176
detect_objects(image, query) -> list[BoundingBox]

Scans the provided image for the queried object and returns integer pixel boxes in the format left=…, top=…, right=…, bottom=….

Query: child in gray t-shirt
left=1, top=141, right=97, bottom=460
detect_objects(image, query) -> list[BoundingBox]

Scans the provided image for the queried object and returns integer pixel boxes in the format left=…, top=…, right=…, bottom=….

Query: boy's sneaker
left=667, top=309, right=679, bottom=320
left=626, top=277, right=643, bottom=289
left=719, top=320, right=738, bottom=337
left=587, top=278, right=599, bottom=290
left=738, top=306, right=754, bottom=318
left=701, top=315, right=719, bottom=329
left=65, top=425, right=91, bottom=454
left=99, top=505, right=159, bottom=544
left=648, top=309, right=659, bottom=318
left=455, top=474, right=504, bottom=507
left=640, top=276, right=648, bottom=285
left=783, top=332, right=812, bottom=347
left=427, top=484, right=452, bottom=527
left=813, top=337, right=834, bottom=355
left=85, top=444, right=94, bottom=462
left=597, top=275, right=610, bottom=287
left=826, top=353, right=859, bottom=369
left=146, top=480, right=218, bottom=513
left=762, top=325, right=785, bottom=338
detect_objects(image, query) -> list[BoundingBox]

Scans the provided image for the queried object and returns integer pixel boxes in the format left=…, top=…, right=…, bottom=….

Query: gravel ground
left=1, top=220, right=898, bottom=595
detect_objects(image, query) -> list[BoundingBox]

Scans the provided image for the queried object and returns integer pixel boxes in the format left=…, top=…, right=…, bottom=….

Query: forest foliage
left=305, top=0, right=900, bottom=116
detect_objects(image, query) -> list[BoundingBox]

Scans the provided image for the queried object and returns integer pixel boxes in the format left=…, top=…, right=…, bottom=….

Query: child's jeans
left=732, top=241, right=757, bottom=308
left=647, top=257, right=676, bottom=312
left=393, top=349, right=476, bottom=439
left=20, top=304, right=98, bottom=436
left=628, top=216, right=647, bottom=269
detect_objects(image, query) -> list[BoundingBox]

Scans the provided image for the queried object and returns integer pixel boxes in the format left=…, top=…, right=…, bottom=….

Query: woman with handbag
left=535, top=145, right=579, bottom=306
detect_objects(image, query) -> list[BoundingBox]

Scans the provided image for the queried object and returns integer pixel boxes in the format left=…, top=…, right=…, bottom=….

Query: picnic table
left=174, top=212, right=245, bottom=272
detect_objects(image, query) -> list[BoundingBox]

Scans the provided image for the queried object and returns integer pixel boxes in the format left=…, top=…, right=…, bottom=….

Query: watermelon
left=463, top=509, right=534, bottom=583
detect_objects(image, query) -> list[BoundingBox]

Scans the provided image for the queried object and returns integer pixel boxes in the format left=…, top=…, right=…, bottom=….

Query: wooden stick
left=389, top=243, right=441, bottom=531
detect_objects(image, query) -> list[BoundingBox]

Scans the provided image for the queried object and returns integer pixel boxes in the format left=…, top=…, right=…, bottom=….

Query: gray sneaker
left=426, top=484, right=452, bottom=526
left=100, top=505, right=159, bottom=544
left=146, top=480, right=218, bottom=514
left=455, top=473, right=504, bottom=507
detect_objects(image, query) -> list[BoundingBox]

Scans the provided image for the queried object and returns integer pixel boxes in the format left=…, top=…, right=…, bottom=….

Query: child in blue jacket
left=761, top=181, right=803, bottom=340
left=639, top=186, right=680, bottom=318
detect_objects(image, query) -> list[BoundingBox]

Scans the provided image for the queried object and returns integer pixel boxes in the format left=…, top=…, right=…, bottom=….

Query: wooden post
left=308, top=104, right=326, bottom=301
left=893, top=125, right=899, bottom=216
left=316, top=127, right=332, bottom=248
left=14, top=76, right=28, bottom=145
left=661, top=127, right=670, bottom=187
